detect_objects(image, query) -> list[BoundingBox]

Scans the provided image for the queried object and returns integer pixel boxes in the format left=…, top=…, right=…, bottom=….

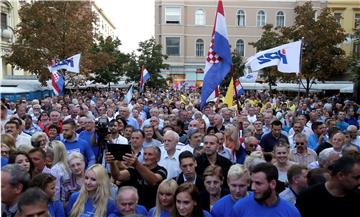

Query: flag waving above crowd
left=245, top=40, right=302, bottom=74
left=140, top=66, right=151, bottom=93
left=48, top=53, right=81, bottom=73
left=201, top=0, right=232, bottom=109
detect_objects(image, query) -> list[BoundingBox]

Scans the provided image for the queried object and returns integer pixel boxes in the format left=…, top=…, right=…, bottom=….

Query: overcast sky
left=96, top=0, right=155, bottom=54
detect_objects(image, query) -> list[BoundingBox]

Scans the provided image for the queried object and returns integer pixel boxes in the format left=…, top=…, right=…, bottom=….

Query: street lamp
left=1, top=25, right=16, bottom=76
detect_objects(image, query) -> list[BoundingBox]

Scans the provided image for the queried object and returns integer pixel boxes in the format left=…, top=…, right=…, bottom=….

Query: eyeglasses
left=296, top=142, right=305, bottom=146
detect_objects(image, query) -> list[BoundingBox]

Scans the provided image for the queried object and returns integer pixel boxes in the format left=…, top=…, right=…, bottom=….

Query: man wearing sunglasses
left=289, top=133, right=318, bottom=167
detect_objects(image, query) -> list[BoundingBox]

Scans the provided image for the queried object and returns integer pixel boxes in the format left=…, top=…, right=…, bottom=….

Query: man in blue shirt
left=211, top=164, right=250, bottom=217
left=62, top=119, right=95, bottom=167
left=119, top=106, right=139, bottom=130
left=260, top=120, right=289, bottom=161
left=230, top=162, right=301, bottom=217
left=307, top=121, right=327, bottom=150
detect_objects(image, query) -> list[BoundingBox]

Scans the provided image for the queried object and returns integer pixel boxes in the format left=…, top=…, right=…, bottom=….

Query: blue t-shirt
left=79, top=130, right=100, bottom=160
left=48, top=200, right=65, bottom=217
left=148, top=207, right=170, bottom=217
left=66, top=192, right=116, bottom=217
left=1, top=157, right=8, bottom=167
left=62, top=137, right=96, bottom=167
left=230, top=194, right=300, bottom=217
left=108, top=205, right=148, bottom=217
left=211, top=194, right=237, bottom=217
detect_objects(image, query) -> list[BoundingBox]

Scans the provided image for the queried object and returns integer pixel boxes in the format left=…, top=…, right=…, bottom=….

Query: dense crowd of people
left=1, top=88, right=360, bottom=217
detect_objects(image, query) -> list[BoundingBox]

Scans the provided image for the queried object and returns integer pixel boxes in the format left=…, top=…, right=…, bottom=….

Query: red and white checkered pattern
left=207, top=36, right=222, bottom=64
left=52, top=72, right=60, bottom=82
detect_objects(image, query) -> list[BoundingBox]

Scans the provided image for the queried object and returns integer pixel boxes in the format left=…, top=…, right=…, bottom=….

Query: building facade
left=92, top=1, right=116, bottom=39
left=328, top=0, right=360, bottom=57
left=155, top=0, right=326, bottom=86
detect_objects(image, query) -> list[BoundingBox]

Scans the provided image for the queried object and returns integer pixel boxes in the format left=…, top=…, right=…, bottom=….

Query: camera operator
left=107, top=120, right=128, bottom=144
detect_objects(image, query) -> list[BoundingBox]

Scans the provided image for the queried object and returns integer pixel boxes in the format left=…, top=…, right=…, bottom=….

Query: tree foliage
left=249, top=2, right=348, bottom=94
left=125, top=38, right=169, bottom=89
left=281, top=2, right=347, bottom=94
left=90, top=36, right=129, bottom=86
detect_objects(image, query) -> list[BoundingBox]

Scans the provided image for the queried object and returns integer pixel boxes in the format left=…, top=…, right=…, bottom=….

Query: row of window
left=166, top=37, right=245, bottom=57
left=334, top=13, right=360, bottom=28
left=165, top=7, right=286, bottom=27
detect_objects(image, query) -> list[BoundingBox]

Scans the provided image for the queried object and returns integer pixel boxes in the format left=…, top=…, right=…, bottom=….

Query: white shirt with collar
left=159, top=147, right=181, bottom=179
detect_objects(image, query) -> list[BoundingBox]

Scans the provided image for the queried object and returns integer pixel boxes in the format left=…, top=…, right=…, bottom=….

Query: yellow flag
left=225, top=78, right=234, bottom=108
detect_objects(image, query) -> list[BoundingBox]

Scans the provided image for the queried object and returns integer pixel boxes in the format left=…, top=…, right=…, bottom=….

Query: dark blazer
left=174, top=172, right=205, bottom=192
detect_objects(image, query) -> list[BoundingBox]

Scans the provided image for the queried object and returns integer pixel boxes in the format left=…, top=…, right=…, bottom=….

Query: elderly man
left=347, top=125, right=360, bottom=147
left=279, top=165, right=308, bottom=205
left=289, top=133, right=318, bottom=166
left=119, top=106, right=139, bottom=130
left=159, top=130, right=182, bottom=179
left=110, top=186, right=148, bottom=217
left=1, top=164, right=30, bottom=217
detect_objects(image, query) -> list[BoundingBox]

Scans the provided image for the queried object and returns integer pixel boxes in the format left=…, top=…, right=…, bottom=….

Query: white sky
left=96, top=0, right=155, bottom=54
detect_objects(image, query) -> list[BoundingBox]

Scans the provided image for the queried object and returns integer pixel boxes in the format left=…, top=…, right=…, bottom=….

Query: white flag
left=124, top=82, right=134, bottom=104
left=245, top=40, right=302, bottom=74
left=240, top=72, right=258, bottom=82
left=48, top=53, right=81, bottom=73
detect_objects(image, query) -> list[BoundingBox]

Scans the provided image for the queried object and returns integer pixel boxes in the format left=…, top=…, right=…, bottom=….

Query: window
left=334, top=13, right=342, bottom=25
left=166, top=37, right=180, bottom=56
left=196, top=39, right=204, bottom=56
left=257, top=10, right=266, bottom=27
left=1, top=13, right=7, bottom=30
left=355, top=13, right=360, bottom=29
left=195, top=9, right=205, bottom=25
left=276, top=11, right=285, bottom=27
left=354, top=42, right=360, bottom=59
left=236, top=39, right=245, bottom=56
left=236, top=10, right=245, bottom=27
left=165, top=7, right=181, bottom=24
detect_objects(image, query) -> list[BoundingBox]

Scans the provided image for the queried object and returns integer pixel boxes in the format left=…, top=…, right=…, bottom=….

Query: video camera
left=95, top=117, right=109, bottom=136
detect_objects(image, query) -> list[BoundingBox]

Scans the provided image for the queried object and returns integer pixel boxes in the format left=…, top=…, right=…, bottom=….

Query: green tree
left=125, top=38, right=169, bottom=89
left=4, top=1, right=95, bottom=84
left=221, top=50, right=244, bottom=89
left=90, top=36, right=129, bottom=87
left=249, top=24, right=287, bottom=92
left=281, top=2, right=348, bottom=94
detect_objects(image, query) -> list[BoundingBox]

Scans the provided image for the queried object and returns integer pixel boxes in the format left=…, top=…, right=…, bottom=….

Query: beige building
left=155, top=0, right=326, bottom=86
left=0, top=0, right=116, bottom=80
left=92, top=1, right=116, bottom=39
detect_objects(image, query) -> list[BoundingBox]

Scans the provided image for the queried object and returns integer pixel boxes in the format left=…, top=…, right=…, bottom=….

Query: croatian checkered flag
left=200, top=0, right=232, bottom=109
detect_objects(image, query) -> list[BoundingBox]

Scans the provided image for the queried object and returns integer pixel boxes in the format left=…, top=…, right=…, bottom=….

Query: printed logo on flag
left=258, top=49, right=287, bottom=65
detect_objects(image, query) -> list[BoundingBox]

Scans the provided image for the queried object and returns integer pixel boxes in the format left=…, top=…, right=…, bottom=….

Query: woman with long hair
left=8, top=151, right=35, bottom=176
left=149, top=179, right=178, bottom=217
left=66, top=164, right=116, bottom=217
left=30, top=173, right=65, bottom=217
left=172, top=183, right=211, bottom=217
left=61, top=152, right=86, bottom=203
left=50, top=140, right=71, bottom=201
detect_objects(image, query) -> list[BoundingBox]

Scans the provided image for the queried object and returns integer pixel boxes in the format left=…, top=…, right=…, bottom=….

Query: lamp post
left=1, top=25, right=16, bottom=76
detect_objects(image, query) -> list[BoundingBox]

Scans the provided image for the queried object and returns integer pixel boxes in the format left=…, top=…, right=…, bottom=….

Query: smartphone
left=106, top=143, right=132, bottom=161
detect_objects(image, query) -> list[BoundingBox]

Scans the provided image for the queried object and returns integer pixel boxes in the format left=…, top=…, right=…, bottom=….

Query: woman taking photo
left=66, top=164, right=116, bottom=217
left=149, top=179, right=178, bottom=217
left=50, top=140, right=71, bottom=201
left=173, top=183, right=212, bottom=217
left=61, top=152, right=86, bottom=203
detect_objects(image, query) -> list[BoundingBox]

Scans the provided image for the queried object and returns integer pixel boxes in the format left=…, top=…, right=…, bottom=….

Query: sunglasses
left=296, top=142, right=305, bottom=146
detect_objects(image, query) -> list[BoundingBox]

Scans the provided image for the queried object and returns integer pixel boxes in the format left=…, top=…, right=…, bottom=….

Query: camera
left=96, top=117, right=109, bottom=136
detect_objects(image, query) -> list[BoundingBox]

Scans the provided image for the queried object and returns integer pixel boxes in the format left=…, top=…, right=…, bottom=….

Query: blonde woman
left=223, top=124, right=239, bottom=159
left=31, top=131, right=50, bottom=150
left=149, top=179, right=178, bottom=217
left=66, top=164, right=116, bottom=217
left=50, top=140, right=71, bottom=201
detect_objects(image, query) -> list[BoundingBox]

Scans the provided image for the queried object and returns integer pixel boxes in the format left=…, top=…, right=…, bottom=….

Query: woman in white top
left=272, top=142, right=297, bottom=184
left=50, top=140, right=71, bottom=201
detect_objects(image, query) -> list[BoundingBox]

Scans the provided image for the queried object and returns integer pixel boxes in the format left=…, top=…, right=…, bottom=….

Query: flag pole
left=297, top=37, right=304, bottom=104
left=231, top=65, right=241, bottom=115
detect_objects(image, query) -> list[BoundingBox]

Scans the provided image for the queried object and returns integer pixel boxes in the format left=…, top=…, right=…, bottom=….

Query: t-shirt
left=108, top=205, right=148, bottom=217
left=66, top=192, right=116, bottom=217
left=127, top=165, right=167, bottom=210
left=48, top=200, right=65, bottom=217
left=230, top=194, right=300, bottom=217
left=296, top=183, right=360, bottom=217
left=211, top=194, right=237, bottom=217
left=148, top=207, right=171, bottom=217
